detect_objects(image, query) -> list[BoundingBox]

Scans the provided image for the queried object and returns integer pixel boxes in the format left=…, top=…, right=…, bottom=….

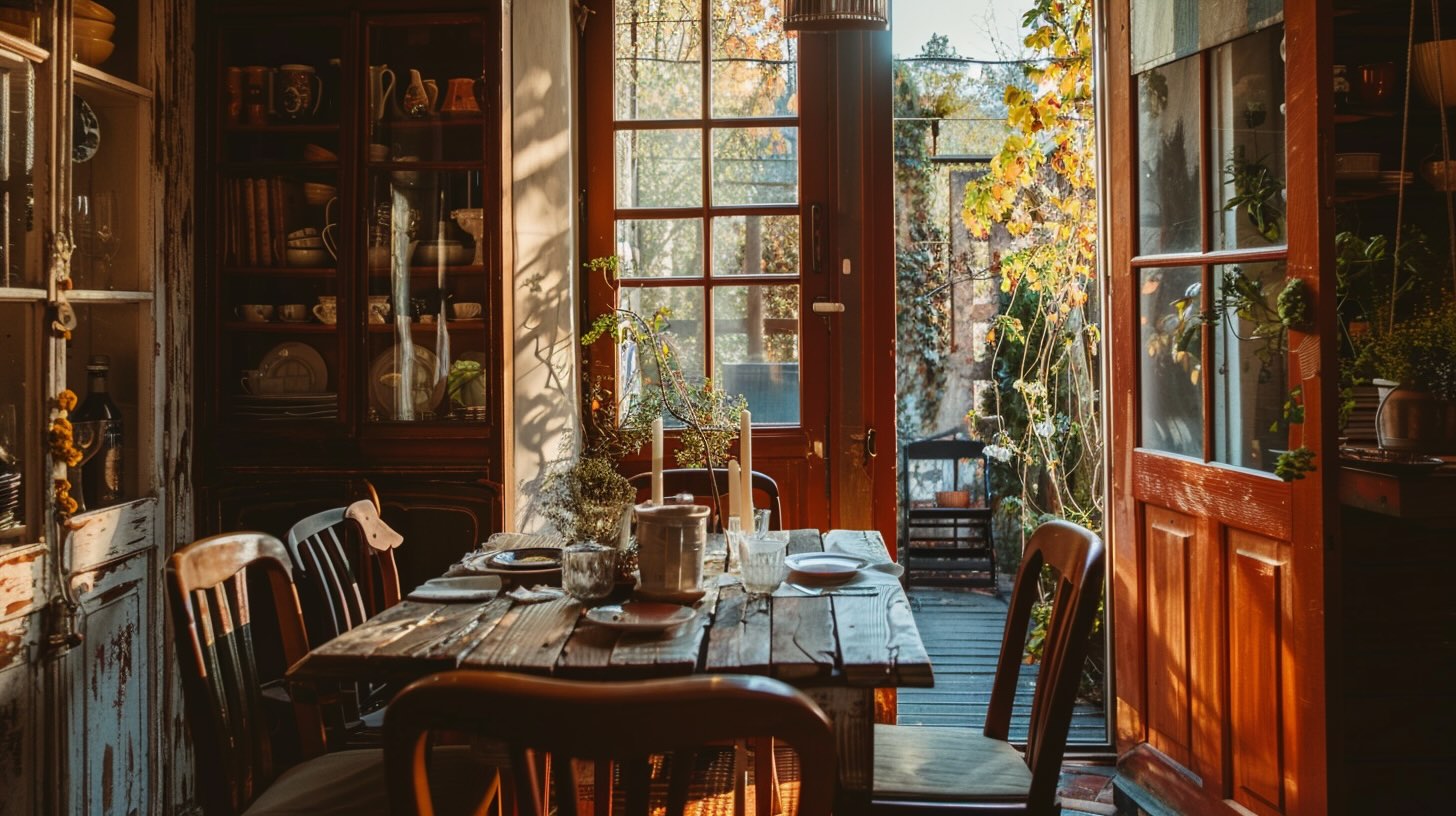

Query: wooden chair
left=872, top=519, right=1105, bottom=815
left=168, top=532, right=493, bottom=816
left=628, top=467, right=783, bottom=531
left=384, top=671, right=838, bottom=816
left=284, top=504, right=402, bottom=742
left=900, top=436, right=996, bottom=588
left=166, top=531, right=374, bottom=814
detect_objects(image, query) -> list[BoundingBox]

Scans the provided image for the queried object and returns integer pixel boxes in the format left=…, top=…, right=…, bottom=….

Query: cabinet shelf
left=379, top=115, right=485, bottom=130
left=219, top=161, right=341, bottom=172
left=74, top=65, right=154, bottom=100
left=369, top=160, right=484, bottom=171
left=224, top=123, right=343, bottom=134
left=0, top=31, right=48, bottom=63
left=223, top=266, right=339, bottom=277
left=367, top=320, right=484, bottom=333
left=223, top=321, right=337, bottom=333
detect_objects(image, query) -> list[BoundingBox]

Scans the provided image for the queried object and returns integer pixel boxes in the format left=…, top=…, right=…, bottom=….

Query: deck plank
left=897, top=587, right=1107, bottom=743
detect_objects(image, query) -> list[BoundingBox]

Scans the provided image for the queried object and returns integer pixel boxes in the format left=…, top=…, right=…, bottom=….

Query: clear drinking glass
left=562, top=542, right=617, bottom=605
left=724, top=515, right=743, bottom=575
left=740, top=534, right=787, bottom=594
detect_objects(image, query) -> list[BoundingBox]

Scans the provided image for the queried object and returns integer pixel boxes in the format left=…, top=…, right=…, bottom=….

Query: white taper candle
left=739, top=409, right=753, bottom=530
left=651, top=417, right=664, bottom=504
left=727, top=459, right=741, bottom=527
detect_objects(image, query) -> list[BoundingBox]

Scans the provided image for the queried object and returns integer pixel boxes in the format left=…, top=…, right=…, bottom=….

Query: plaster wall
left=506, top=0, right=581, bottom=531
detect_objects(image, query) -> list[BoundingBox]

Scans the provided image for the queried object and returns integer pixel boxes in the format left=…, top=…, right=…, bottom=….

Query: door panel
left=1227, top=529, right=1288, bottom=816
left=1143, top=506, right=1195, bottom=771
left=0, top=544, right=45, bottom=816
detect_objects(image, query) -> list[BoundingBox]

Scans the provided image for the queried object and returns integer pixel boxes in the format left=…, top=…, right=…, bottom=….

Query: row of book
left=221, top=176, right=308, bottom=268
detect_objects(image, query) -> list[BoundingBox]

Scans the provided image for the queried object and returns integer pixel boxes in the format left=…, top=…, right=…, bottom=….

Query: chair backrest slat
left=983, top=519, right=1105, bottom=813
left=286, top=506, right=397, bottom=645
left=385, top=672, right=837, bottom=816
left=627, top=468, right=783, bottom=531
left=167, top=532, right=323, bottom=816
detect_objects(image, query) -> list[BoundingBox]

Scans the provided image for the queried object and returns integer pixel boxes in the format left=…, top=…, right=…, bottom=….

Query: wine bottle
left=72, top=354, right=123, bottom=508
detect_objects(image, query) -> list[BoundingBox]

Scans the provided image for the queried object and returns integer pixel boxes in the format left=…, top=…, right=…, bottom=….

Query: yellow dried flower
left=58, top=389, right=77, bottom=412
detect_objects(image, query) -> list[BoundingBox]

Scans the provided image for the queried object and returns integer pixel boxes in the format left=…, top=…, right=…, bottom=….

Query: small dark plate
left=1340, top=447, right=1446, bottom=474
left=486, top=547, right=564, bottom=571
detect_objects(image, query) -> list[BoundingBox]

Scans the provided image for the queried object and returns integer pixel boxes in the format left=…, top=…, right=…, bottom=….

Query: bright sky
left=891, top=0, right=1031, bottom=60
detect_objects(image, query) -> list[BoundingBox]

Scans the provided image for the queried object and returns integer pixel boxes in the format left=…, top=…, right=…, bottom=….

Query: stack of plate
left=0, top=471, right=21, bottom=529
left=1343, top=385, right=1380, bottom=445
left=74, top=1, right=117, bottom=67
left=235, top=393, right=337, bottom=422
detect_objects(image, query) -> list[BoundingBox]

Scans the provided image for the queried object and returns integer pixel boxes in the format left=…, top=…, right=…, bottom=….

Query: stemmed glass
left=92, top=190, right=119, bottom=288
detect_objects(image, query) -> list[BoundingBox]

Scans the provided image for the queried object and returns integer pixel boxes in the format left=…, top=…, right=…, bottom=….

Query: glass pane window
left=712, top=284, right=799, bottom=423
left=1137, top=56, right=1201, bottom=255
left=1140, top=266, right=1204, bottom=458
left=711, top=126, right=797, bottom=205
left=616, top=129, right=703, bottom=208
left=711, top=214, right=798, bottom=276
left=711, top=0, right=797, bottom=118
left=1210, top=29, right=1286, bottom=250
left=609, top=1, right=802, bottom=427
left=615, top=0, right=702, bottom=120
left=1212, top=262, right=1288, bottom=473
left=617, top=218, right=704, bottom=278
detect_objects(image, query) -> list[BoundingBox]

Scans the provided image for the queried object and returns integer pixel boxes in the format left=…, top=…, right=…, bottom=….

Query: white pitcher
left=368, top=64, right=396, bottom=121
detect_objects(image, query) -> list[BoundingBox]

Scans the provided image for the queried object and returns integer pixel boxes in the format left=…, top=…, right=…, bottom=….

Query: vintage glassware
left=740, top=533, right=787, bottom=594
left=562, top=542, right=617, bottom=605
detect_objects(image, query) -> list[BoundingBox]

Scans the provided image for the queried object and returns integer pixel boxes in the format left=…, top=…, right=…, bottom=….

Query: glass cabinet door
left=364, top=17, right=490, bottom=424
left=214, top=22, right=345, bottom=426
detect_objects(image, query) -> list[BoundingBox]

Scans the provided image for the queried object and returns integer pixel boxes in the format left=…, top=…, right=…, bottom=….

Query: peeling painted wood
left=65, top=497, right=159, bottom=570
left=0, top=544, right=48, bottom=623
left=0, top=618, right=40, bottom=816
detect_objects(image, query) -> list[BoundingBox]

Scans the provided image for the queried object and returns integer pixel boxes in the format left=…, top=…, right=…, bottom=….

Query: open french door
left=1102, top=2, right=1329, bottom=814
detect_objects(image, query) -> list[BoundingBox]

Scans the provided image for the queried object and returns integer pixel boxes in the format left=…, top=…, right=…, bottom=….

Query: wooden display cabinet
left=197, top=5, right=504, bottom=564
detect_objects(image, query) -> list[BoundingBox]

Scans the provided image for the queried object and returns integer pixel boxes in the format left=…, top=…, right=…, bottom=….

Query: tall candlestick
left=739, top=409, right=753, bottom=530
left=727, top=460, right=741, bottom=528
left=651, top=418, right=665, bottom=504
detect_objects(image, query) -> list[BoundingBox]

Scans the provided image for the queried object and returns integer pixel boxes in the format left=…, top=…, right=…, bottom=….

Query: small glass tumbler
left=562, top=542, right=617, bottom=605
left=740, top=534, right=788, bottom=594
left=724, top=516, right=743, bottom=575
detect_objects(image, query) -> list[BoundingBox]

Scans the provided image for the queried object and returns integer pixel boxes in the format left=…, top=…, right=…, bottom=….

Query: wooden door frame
left=1101, top=0, right=1330, bottom=813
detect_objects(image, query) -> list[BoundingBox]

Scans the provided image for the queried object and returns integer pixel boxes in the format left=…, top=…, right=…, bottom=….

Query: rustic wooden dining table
left=287, top=528, right=934, bottom=809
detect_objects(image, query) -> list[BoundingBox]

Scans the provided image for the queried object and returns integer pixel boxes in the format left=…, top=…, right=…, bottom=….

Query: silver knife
left=786, top=582, right=880, bottom=597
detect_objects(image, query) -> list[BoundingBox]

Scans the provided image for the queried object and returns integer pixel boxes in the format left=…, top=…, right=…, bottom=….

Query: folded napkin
left=506, top=585, right=566, bottom=604
left=344, top=499, right=403, bottom=552
left=407, top=576, right=502, bottom=602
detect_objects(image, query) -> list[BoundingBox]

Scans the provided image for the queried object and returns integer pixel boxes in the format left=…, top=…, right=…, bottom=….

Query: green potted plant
left=1360, top=302, right=1456, bottom=453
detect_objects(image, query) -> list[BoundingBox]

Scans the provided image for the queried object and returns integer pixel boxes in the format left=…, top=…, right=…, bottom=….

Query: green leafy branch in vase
left=1222, top=146, right=1284, bottom=243
left=579, top=256, right=745, bottom=527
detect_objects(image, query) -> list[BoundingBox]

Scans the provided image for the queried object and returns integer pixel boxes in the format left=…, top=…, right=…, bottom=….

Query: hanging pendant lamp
left=783, top=0, right=889, bottom=31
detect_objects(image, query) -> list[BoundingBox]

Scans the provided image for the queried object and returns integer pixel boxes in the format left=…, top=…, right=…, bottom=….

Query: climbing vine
left=962, top=0, right=1101, bottom=540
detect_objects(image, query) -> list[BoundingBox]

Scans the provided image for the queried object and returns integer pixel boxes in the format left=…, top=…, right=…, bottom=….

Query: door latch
left=849, top=427, right=877, bottom=459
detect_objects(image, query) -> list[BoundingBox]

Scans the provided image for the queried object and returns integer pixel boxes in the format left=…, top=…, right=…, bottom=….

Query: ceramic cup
left=237, top=304, right=273, bottom=322
left=367, top=295, right=391, bottom=324
left=451, top=301, right=482, bottom=320
left=240, top=369, right=261, bottom=394
left=241, top=65, right=273, bottom=126
left=276, top=64, right=323, bottom=121
left=278, top=303, right=309, bottom=322
left=312, top=295, right=337, bottom=325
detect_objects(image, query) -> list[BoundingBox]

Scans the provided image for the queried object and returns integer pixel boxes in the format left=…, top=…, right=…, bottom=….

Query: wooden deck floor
left=897, top=586, right=1107, bottom=744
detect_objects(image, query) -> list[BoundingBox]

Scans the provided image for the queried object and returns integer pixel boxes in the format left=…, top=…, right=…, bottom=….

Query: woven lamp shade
left=783, top=0, right=889, bottom=31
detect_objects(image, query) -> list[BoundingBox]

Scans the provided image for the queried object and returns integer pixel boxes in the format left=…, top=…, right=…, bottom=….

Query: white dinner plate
left=369, top=345, right=445, bottom=420
left=584, top=602, right=695, bottom=632
left=785, top=552, right=871, bottom=584
left=257, top=342, right=328, bottom=395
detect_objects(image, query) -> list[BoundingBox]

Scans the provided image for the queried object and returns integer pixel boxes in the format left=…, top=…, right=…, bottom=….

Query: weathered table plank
left=460, top=596, right=581, bottom=673
left=704, top=584, right=772, bottom=674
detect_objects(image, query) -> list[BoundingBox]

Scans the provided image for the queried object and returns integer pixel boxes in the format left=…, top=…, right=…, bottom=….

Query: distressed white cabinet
left=0, top=2, right=187, bottom=815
